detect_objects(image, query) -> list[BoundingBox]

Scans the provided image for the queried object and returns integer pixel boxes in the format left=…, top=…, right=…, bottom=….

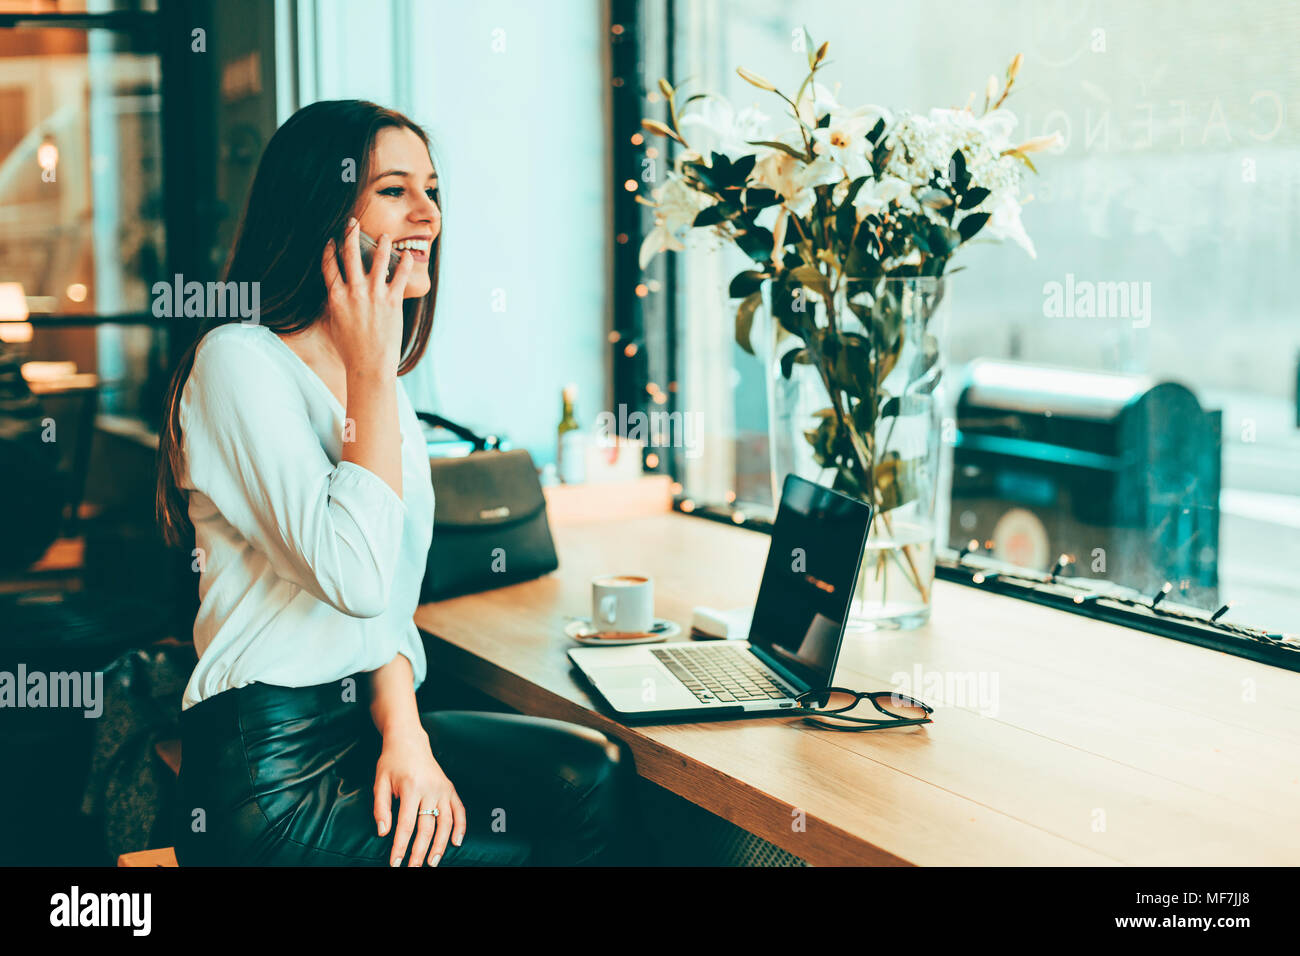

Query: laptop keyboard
left=650, top=644, right=793, bottom=704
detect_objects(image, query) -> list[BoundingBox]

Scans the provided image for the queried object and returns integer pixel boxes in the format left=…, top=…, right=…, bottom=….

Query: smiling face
left=354, top=126, right=440, bottom=299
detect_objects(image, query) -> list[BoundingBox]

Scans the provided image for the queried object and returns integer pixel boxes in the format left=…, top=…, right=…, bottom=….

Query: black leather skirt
left=176, top=676, right=631, bottom=866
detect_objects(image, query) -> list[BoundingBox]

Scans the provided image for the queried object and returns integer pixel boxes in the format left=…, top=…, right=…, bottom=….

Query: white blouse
left=177, top=321, right=435, bottom=711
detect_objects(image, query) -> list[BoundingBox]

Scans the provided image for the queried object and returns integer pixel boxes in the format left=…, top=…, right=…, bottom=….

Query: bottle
left=557, top=383, right=586, bottom=484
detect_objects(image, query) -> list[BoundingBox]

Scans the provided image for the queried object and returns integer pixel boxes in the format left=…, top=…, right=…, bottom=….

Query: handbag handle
left=415, top=411, right=502, bottom=452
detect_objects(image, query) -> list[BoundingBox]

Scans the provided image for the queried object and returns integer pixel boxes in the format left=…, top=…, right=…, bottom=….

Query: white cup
left=592, top=574, right=654, bottom=634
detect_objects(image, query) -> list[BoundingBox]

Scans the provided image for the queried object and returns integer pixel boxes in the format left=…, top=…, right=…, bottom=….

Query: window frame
left=608, top=0, right=1300, bottom=675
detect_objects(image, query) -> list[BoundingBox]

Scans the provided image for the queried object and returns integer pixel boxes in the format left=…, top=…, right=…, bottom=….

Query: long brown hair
left=155, top=99, right=441, bottom=547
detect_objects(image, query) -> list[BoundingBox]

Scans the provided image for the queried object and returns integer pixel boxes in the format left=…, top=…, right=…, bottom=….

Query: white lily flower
left=749, top=148, right=840, bottom=218
left=678, top=97, right=770, bottom=156
left=982, top=191, right=1036, bottom=258
left=810, top=105, right=887, bottom=182
left=852, top=175, right=912, bottom=220
left=639, top=224, right=685, bottom=269
left=795, top=81, right=843, bottom=126
left=638, top=175, right=714, bottom=268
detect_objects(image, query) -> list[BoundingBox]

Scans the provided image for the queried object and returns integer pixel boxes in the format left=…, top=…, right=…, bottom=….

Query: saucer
left=564, top=617, right=681, bottom=646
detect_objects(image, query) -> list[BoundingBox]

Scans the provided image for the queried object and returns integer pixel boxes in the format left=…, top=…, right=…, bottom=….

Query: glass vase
left=763, top=275, right=950, bottom=630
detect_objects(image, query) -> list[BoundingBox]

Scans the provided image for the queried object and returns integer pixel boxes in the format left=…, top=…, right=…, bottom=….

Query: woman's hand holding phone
left=320, top=216, right=417, bottom=380
left=320, top=217, right=414, bottom=500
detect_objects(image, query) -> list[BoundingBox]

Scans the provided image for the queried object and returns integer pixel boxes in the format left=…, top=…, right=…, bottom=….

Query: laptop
left=568, top=474, right=873, bottom=722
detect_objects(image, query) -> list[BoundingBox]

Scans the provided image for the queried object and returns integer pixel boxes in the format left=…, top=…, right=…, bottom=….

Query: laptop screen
left=746, top=474, right=873, bottom=692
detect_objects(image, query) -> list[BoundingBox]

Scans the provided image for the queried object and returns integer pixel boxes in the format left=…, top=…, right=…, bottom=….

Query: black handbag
left=416, top=413, right=559, bottom=601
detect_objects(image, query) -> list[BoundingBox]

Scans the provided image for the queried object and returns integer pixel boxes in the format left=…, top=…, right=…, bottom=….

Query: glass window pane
left=0, top=26, right=164, bottom=316
left=654, top=0, right=1300, bottom=632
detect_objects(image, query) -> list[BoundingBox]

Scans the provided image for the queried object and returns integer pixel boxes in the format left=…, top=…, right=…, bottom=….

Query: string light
left=37, top=135, right=57, bottom=174
left=1150, top=582, right=1173, bottom=609
left=1210, top=602, right=1233, bottom=623
left=680, top=499, right=695, bottom=513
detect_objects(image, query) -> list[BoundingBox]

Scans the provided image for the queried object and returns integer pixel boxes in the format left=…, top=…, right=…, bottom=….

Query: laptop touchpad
left=586, top=665, right=699, bottom=707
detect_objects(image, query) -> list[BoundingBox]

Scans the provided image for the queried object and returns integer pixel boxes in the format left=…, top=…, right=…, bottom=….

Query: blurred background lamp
left=37, top=135, right=58, bottom=173
left=0, top=282, right=32, bottom=343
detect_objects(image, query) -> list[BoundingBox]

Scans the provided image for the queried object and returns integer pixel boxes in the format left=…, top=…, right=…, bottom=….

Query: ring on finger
left=417, top=807, right=439, bottom=817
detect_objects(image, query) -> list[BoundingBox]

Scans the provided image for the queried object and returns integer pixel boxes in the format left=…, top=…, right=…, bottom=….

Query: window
left=295, top=0, right=610, bottom=463
left=0, top=5, right=166, bottom=420
left=627, top=0, right=1300, bottom=640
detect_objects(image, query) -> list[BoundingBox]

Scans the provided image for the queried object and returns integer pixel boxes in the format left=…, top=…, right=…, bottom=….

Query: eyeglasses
left=794, top=687, right=934, bottom=731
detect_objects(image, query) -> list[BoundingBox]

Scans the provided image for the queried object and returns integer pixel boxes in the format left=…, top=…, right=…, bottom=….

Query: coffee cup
left=592, top=574, right=654, bottom=634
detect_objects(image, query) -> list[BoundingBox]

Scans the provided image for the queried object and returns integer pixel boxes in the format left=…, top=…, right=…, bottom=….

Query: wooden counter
left=414, top=511, right=1300, bottom=866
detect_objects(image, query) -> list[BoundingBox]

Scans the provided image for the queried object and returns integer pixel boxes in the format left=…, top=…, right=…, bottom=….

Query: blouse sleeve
left=396, top=625, right=428, bottom=692
left=180, top=330, right=406, bottom=619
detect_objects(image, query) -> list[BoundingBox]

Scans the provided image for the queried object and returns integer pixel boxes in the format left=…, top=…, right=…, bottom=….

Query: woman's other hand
left=373, top=726, right=467, bottom=866
left=320, top=217, right=417, bottom=380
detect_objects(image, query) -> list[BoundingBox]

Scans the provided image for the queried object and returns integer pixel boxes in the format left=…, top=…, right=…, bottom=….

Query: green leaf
left=845, top=235, right=882, bottom=281
left=731, top=153, right=757, bottom=182
left=734, top=223, right=776, bottom=263
left=948, top=150, right=969, bottom=191
left=866, top=118, right=886, bottom=144
left=958, top=212, right=990, bottom=242
left=830, top=332, right=872, bottom=397
left=873, top=455, right=924, bottom=512
left=735, top=291, right=762, bottom=355
left=919, top=188, right=952, bottom=210
left=694, top=205, right=727, bottom=227
left=779, top=347, right=810, bottom=379
left=683, top=159, right=718, bottom=191
left=959, top=186, right=990, bottom=209
left=728, top=269, right=767, bottom=298
left=742, top=187, right=781, bottom=211
left=747, top=139, right=809, bottom=161
left=789, top=264, right=829, bottom=301
left=771, top=275, right=808, bottom=337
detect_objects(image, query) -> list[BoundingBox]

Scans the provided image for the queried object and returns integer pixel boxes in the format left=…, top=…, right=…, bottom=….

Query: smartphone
left=337, top=227, right=402, bottom=282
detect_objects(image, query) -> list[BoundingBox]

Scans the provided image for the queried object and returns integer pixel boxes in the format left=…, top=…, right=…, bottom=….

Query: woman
left=155, top=100, right=635, bottom=866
